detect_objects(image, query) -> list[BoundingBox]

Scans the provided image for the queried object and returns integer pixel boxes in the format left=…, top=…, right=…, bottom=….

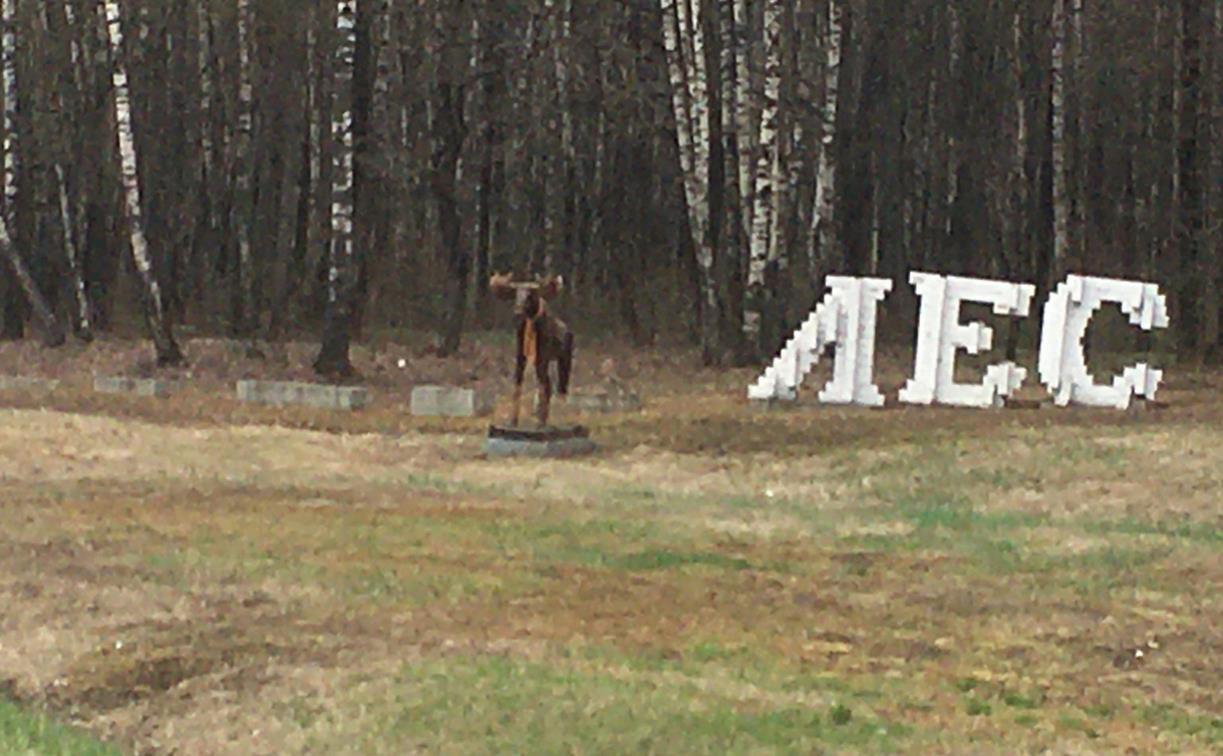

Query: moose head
left=489, top=273, right=574, bottom=427
left=489, top=273, right=564, bottom=320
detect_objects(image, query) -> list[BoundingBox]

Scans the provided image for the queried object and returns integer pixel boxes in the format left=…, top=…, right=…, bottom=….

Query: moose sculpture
left=489, top=273, right=575, bottom=427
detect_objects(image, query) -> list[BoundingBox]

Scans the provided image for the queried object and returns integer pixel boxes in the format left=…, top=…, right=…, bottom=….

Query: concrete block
left=483, top=425, right=597, bottom=458
left=93, top=375, right=176, bottom=398
left=410, top=384, right=493, bottom=417
left=235, top=379, right=369, bottom=410
left=0, top=375, right=60, bottom=392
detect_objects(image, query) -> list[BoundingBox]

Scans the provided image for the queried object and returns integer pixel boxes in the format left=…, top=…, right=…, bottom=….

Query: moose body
left=490, top=274, right=574, bottom=427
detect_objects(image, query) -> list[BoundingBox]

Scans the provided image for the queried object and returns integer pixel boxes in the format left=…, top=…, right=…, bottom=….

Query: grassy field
left=0, top=335, right=1220, bottom=754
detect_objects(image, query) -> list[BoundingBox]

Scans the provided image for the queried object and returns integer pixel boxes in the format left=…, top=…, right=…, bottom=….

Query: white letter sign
left=747, top=276, right=892, bottom=405
left=747, top=267, right=1173, bottom=411
left=899, top=272, right=1035, bottom=408
left=1038, top=275, right=1168, bottom=409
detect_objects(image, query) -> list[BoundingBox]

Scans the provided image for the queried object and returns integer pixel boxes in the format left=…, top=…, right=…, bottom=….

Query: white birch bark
left=305, top=7, right=323, bottom=274
left=809, top=0, right=842, bottom=274
left=314, top=0, right=357, bottom=373
left=193, top=0, right=220, bottom=308
left=102, top=0, right=180, bottom=362
left=742, top=0, right=782, bottom=345
left=660, top=0, right=720, bottom=361
left=196, top=0, right=213, bottom=177
left=733, top=0, right=754, bottom=242
left=2, top=0, right=17, bottom=236
left=330, top=0, right=356, bottom=301
left=1051, top=0, right=1070, bottom=283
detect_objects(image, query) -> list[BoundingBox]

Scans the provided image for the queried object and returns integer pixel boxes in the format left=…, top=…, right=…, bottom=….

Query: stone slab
left=483, top=424, right=597, bottom=458
left=93, top=375, right=176, bottom=398
left=235, top=379, right=369, bottom=410
left=0, top=375, right=60, bottom=392
left=411, top=384, right=493, bottom=417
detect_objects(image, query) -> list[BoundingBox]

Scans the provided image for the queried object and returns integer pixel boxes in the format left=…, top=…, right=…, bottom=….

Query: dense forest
left=0, top=0, right=1219, bottom=376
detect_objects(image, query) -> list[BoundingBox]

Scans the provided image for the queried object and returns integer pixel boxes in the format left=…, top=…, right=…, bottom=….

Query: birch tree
left=45, top=1, right=93, bottom=339
left=192, top=0, right=218, bottom=311
left=718, top=0, right=745, bottom=347
left=742, top=0, right=782, bottom=355
left=314, top=0, right=358, bottom=376
left=733, top=0, right=754, bottom=241
left=0, top=0, right=65, bottom=346
left=809, top=0, right=843, bottom=278
left=101, top=0, right=181, bottom=363
left=232, top=0, right=256, bottom=336
left=659, top=0, right=721, bottom=364
left=1050, top=0, right=1070, bottom=287
left=433, top=0, right=470, bottom=358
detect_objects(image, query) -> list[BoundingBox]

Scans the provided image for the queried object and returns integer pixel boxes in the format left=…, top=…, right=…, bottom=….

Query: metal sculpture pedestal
left=484, top=425, right=597, bottom=458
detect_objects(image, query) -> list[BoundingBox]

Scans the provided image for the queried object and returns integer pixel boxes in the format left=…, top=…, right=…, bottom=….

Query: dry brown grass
left=0, top=335, right=1220, bottom=753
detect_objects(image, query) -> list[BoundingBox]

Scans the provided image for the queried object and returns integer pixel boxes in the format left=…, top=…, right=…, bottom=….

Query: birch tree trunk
left=660, top=0, right=721, bottom=364
left=278, top=4, right=321, bottom=343
left=1007, top=8, right=1030, bottom=357
left=471, top=0, right=495, bottom=323
left=232, top=0, right=257, bottom=337
left=304, top=6, right=326, bottom=302
left=548, top=0, right=574, bottom=283
left=313, top=0, right=358, bottom=377
left=42, top=1, right=93, bottom=339
left=434, top=2, right=469, bottom=358
left=190, top=0, right=224, bottom=316
left=742, top=0, right=782, bottom=354
left=1050, top=0, right=1070, bottom=288
left=0, top=0, right=66, bottom=346
left=718, top=0, right=745, bottom=349
left=1070, top=0, right=1086, bottom=265
left=809, top=0, right=842, bottom=278
left=733, top=0, right=754, bottom=260
left=101, top=0, right=180, bottom=362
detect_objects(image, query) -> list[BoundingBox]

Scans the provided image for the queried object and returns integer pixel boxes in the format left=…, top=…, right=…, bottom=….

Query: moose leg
left=511, top=352, right=526, bottom=427
left=557, top=332, right=574, bottom=397
left=535, top=360, right=552, bottom=427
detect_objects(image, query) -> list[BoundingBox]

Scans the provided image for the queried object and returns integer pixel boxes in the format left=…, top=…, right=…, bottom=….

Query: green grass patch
left=0, top=698, right=120, bottom=755
left=1140, top=703, right=1223, bottom=743
left=964, top=698, right=992, bottom=717
left=1086, top=517, right=1223, bottom=545
left=362, top=655, right=907, bottom=753
left=603, top=549, right=752, bottom=572
left=1002, top=690, right=1043, bottom=710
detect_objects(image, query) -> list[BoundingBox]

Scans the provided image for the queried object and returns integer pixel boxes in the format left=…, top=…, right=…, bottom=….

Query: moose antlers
left=489, top=273, right=564, bottom=301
